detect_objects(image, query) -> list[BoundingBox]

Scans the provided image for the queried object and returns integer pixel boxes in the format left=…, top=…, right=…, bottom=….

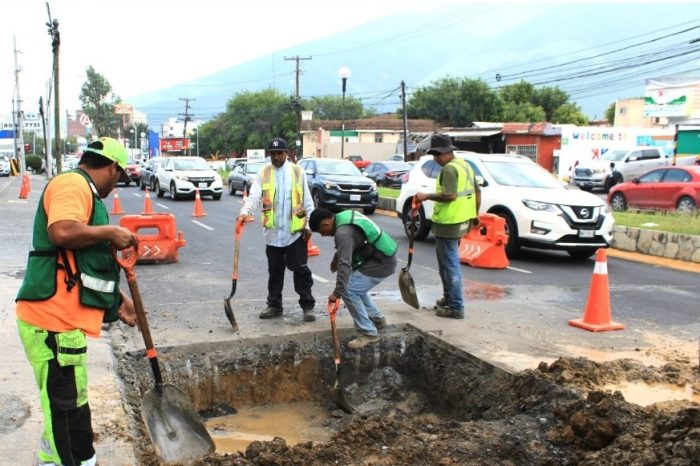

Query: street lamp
left=129, top=127, right=136, bottom=154
left=338, top=66, right=351, bottom=159
left=195, top=127, right=199, bottom=157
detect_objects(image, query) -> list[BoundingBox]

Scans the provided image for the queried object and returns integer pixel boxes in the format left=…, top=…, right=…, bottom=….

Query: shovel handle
left=232, top=218, right=245, bottom=280
left=113, top=244, right=138, bottom=280
left=327, top=300, right=341, bottom=363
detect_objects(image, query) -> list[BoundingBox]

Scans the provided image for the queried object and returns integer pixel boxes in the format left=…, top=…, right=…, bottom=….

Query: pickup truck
left=346, top=155, right=371, bottom=170
left=572, top=147, right=696, bottom=192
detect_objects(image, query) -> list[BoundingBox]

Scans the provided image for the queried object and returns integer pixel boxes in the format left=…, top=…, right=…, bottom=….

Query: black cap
left=267, top=138, right=288, bottom=152
left=426, top=133, right=457, bottom=155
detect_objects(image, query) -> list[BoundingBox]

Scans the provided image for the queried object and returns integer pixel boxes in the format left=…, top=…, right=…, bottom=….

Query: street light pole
left=195, top=128, right=199, bottom=157
left=338, top=66, right=351, bottom=159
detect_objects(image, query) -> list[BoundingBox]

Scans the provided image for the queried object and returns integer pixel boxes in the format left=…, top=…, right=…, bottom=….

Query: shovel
left=398, top=197, right=420, bottom=309
left=327, top=299, right=354, bottom=414
left=224, top=218, right=245, bottom=332
left=114, top=245, right=216, bottom=464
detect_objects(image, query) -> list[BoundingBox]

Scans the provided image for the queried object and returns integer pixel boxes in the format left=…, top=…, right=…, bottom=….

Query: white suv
left=155, top=156, right=223, bottom=200
left=396, top=152, right=615, bottom=259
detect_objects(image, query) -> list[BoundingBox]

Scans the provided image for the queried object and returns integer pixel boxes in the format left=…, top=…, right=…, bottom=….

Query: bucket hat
left=426, top=133, right=457, bottom=155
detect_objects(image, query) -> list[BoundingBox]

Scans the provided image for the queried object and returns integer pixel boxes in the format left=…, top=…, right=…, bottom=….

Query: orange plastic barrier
left=569, top=248, right=624, bottom=332
left=307, top=236, right=320, bottom=256
left=192, top=188, right=206, bottom=217
left=119, top=213, right=186, bottom=264
left=110, top=189, right=124, bottom=215
left=458, top=213, right=509, bottom=269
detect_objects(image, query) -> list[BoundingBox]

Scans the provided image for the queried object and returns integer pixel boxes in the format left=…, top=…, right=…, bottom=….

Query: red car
left=607, top=166, right=700, bottom=212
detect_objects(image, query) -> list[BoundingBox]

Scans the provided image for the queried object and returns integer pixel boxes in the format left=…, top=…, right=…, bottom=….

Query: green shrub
left=25, top=155, right=43, bottom=173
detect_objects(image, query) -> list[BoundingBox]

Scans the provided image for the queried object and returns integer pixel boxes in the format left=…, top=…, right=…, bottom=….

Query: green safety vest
left=335, top=210, right=397, bottom=268
left=433, top=158, right=476, bottom=225
left=16, top=169, right=122, bottom=322
left=260, top=164, right=307, bottom=233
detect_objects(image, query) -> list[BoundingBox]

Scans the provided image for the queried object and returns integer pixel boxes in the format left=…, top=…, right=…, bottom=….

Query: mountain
left=131, top=3, right=700, bottom=128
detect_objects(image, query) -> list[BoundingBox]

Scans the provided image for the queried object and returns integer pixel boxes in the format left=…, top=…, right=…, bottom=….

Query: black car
left=298, top=158, right=378, bottom=214
left=139, top=158, right=163, bottom=191
left=364, top=161, right=412, bottom=188
left=228, top=161, right=266, bottom=195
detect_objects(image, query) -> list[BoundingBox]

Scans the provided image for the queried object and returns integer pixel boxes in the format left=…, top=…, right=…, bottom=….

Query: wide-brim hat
left=426, top=133, right=457, bottom=155
left=85, top=137, right=128, bottom=171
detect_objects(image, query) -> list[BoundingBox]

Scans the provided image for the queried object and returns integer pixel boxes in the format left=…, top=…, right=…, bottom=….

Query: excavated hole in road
left=116, top=326, right=700, bottom=466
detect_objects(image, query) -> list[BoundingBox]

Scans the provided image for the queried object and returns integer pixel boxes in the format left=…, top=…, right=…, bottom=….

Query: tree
left=79, top=66, right=121, bottom=138
left=303, top=95, right=368, bottom=120
left=532, top=86, right=570, bottom=121
left=551, top=103, right=589, bottom=125
left=498, top=81, right=535, bottom=105
left=605, top=101, right=616, bottom=124
left=501, top=101, right=546, bottom=123
left=408, top=77, right=502, bottom=126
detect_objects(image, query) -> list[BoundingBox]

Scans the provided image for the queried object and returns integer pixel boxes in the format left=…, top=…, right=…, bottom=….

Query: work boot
left=303, top=308, right=316, bottom=322
left=259, top=307, right=283, bottom=319
left=370, top=316, right=387, bottom=331
left=435, top=307, right=464, bottom=319
left=347, top=334, right=379, bottom=350
left=434, top=297, right=448, bottom=309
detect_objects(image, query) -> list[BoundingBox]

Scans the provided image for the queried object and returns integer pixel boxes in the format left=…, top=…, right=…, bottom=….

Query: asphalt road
left=108, top=184, right=699, bottom=342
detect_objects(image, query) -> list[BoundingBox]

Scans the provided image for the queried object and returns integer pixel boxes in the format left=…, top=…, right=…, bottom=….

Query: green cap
left=85, top=137, right=128, bottom=170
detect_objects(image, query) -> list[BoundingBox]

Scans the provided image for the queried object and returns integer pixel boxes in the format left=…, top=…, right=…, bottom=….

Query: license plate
left=350, top=194, right=361, bottom=201
left=198, top=182, right=207, bottom=188
left=579, top=229, right=594, bottom=238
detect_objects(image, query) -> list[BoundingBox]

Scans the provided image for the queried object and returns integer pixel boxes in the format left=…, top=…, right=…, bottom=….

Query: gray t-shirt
left=333, top=224, right=397, bottom=297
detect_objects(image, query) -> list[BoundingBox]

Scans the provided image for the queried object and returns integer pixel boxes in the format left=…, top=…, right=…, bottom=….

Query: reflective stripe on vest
left=433, top=158, right=476, bottom=224
left=80, top=273, right=116, bottom=293
left=260, top=164, right=306, bottom=232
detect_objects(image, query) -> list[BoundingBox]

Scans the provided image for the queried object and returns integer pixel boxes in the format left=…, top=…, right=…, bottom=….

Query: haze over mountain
left=131, top=3, right=700, bottom=128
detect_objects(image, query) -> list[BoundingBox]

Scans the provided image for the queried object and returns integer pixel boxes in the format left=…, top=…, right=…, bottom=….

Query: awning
left=448, top=130, right=502, bottom=138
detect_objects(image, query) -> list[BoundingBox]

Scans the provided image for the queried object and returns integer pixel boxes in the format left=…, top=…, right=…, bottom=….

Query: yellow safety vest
left=433, top=158, right=476, bottom=224
left=260, top=164, right=307, bottom=232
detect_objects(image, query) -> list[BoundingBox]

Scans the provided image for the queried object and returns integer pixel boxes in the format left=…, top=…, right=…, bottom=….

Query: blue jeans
left=340, top=271, right=385, bottom=336
left=435, top=237, right=464, bottom=312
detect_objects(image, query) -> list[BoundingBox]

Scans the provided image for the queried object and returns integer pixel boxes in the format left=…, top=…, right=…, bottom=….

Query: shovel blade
left=223, top=297, right=239, bottom=332
left=141, top=385, right=215, bottom=464
left=398, top=267, right=420, bottom=309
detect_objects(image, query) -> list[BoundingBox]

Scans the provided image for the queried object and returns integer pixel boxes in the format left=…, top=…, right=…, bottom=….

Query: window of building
left=505, top=144, right=537, bottom=162
left=618, top=107, right=627, bottom=115
left=374, top=133, right=383, bottom=143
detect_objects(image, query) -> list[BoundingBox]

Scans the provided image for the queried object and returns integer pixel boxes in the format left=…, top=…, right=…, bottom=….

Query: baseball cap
left=267, top=138, right=288, bottom=152
left=85, top=137, right=128, bottom=170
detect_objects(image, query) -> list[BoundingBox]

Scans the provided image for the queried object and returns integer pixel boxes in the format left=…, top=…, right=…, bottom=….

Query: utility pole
left=284, top=56, right=311, bottom=161
left=179, top=97, right=194, bottom=156
left=47, top=3, right=61, bottom=174
left=13, top=36, right=26, bottom=177
left=39, top=97, right=50, bottom=177
left=401, top=81, right=409, bottom=162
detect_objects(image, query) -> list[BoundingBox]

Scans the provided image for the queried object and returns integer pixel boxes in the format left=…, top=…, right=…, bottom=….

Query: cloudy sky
left=0, top=0, right=465, bottom=116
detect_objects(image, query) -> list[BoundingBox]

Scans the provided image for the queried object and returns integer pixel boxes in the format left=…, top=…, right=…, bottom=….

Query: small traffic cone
left=569, top=248, right=624, bottom=332
left=307, top=235, right=320, bottom=256
left=242, top=184, right=248, bottom=202
left=142, top=187, right=154, bottom=214
left=24, top=174, right=31, bottom=193
left=110, top=189, right=124, bottom=215
left=18, top=174, right=28, bottom=199
left=192, top=188, right=206, bottom=217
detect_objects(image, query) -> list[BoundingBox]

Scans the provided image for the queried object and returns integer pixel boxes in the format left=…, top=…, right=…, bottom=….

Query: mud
left=114, top=326, right=700, bottom=466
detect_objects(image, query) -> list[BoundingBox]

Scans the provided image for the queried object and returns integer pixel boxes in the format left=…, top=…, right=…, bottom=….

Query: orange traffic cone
left=24, top=174, right=31, bottom=193
left=242, top=184, right=248, bottom=202
left=569, top=248, right=624, bottom=332
left=307, top=235, right=320, bottom=256
left=18, top=174, right=28, bottom=199
left=142, top=187, right=154, bottom=214
left=192, top=188, right=206, bottom=217
left=110, top=189, right=124, bottom=215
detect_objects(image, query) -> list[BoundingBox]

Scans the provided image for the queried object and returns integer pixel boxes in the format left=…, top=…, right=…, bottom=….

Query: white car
left=395, top=152, right=615, bottom=259
left=155, top=156, right=223, bottom=200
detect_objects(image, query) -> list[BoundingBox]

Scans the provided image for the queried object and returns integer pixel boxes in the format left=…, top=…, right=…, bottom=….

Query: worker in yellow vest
left=238, top=138, right=317, bottom=321
left=415, top=133, right=480, bottom=319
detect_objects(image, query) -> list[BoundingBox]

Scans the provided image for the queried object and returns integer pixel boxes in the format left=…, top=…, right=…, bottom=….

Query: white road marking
left=156, top=203, right=169, bottom=210
left=507, top=266, right=532, bottom=274
left=132, top=192, right=141, bottom=197
left=192, top=220, right=214, bottom=231
left=8, top=200, right=28, bottom=203
left=312, top=274, right=330, bottom=283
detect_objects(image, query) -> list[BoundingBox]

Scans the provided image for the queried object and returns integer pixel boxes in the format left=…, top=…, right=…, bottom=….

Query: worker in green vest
left=309, top=207, right=397, bottom=349
left=415, top=133, right=480, bottom=319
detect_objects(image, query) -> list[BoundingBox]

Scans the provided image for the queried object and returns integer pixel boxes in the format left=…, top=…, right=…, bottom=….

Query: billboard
left=114, top=103, right=133, bottom=115
left=644, top=78, right=699, bottom=117
left=160, top=137, right=189, bottom=152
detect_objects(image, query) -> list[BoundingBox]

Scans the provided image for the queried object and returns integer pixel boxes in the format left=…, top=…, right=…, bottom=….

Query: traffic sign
left=79, top=113, right=92, bottom=127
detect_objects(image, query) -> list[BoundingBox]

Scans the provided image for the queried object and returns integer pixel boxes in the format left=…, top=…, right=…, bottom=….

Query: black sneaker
left=434, top=297, right=448, bottom=309
left=435, top=307, right=464, bottom=319
left=370, top=316, right=387, bottom=330
left=259, top=307, right=283, bottom=319
left=303, top=308, right=316, bottom=322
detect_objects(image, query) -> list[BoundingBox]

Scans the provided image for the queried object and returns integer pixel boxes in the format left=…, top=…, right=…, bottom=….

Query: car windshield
left=317, top=162, right=362, bottom=176
left=484, top=160, right=564, bottom=188
left=247, top=164, right=265, bottom=174
left=173, top=158, right=210, bottom=170
left=601, top=150, right=628, bottom=162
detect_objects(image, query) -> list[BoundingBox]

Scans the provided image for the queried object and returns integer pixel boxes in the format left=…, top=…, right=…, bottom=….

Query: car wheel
left=169, top=182, right=179, bottom=200
left=610, top=192, right=627, bottom=211
left=677, top=196, right=696, bottom=212
left=139, top=178, right=145, bottom=190
left=312, top=190, right=322, bottom=208
left=567, top=248, right=597, bottom=260
left=213, top=194, right=222, bottom=200
left=123, top=180, right=130, bottom=187
left=151, top=178, right=157, bottom=192
left=494, top=211, right=520, bottom=257
left=363, top=206, right=376, bottom=215
left=402, top=199, right=431, bottom=241
left=135, top=178, right=141, bottom=188
left=229, top=181, right=236, bottom=196
left=155, top=180, right=164, bottom=198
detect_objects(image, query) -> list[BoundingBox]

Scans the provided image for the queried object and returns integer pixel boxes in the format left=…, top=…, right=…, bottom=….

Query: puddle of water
left=562, top=345, right=668, bottom=367
left=206, top=401, right=332, bottom=453
left=603, top=381, right=700, bottom=406
left=489, top=350, right=557, bottom=371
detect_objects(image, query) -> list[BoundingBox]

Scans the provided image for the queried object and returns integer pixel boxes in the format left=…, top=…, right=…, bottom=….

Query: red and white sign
left=160, top=138, right=190, bottom=151
left=79, top=113, right=92, bottom=128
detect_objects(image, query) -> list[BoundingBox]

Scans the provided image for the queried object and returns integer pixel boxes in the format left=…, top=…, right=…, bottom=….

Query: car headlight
left=523, top=199, right=559, bottom=213
left=324, top=181, right=338, bottom=189
left=370, top=182, right=377, bottom=191
left=176, top=174, right=189, bottom=181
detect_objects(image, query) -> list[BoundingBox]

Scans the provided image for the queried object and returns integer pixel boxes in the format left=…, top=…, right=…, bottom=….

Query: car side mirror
left=305, top=168, right=314, bottom=176
left=632, top=178, right=640, bottom=184
left=475, top=175, right=486, bottom=187
left=165, top=167, right=173, bottom=171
